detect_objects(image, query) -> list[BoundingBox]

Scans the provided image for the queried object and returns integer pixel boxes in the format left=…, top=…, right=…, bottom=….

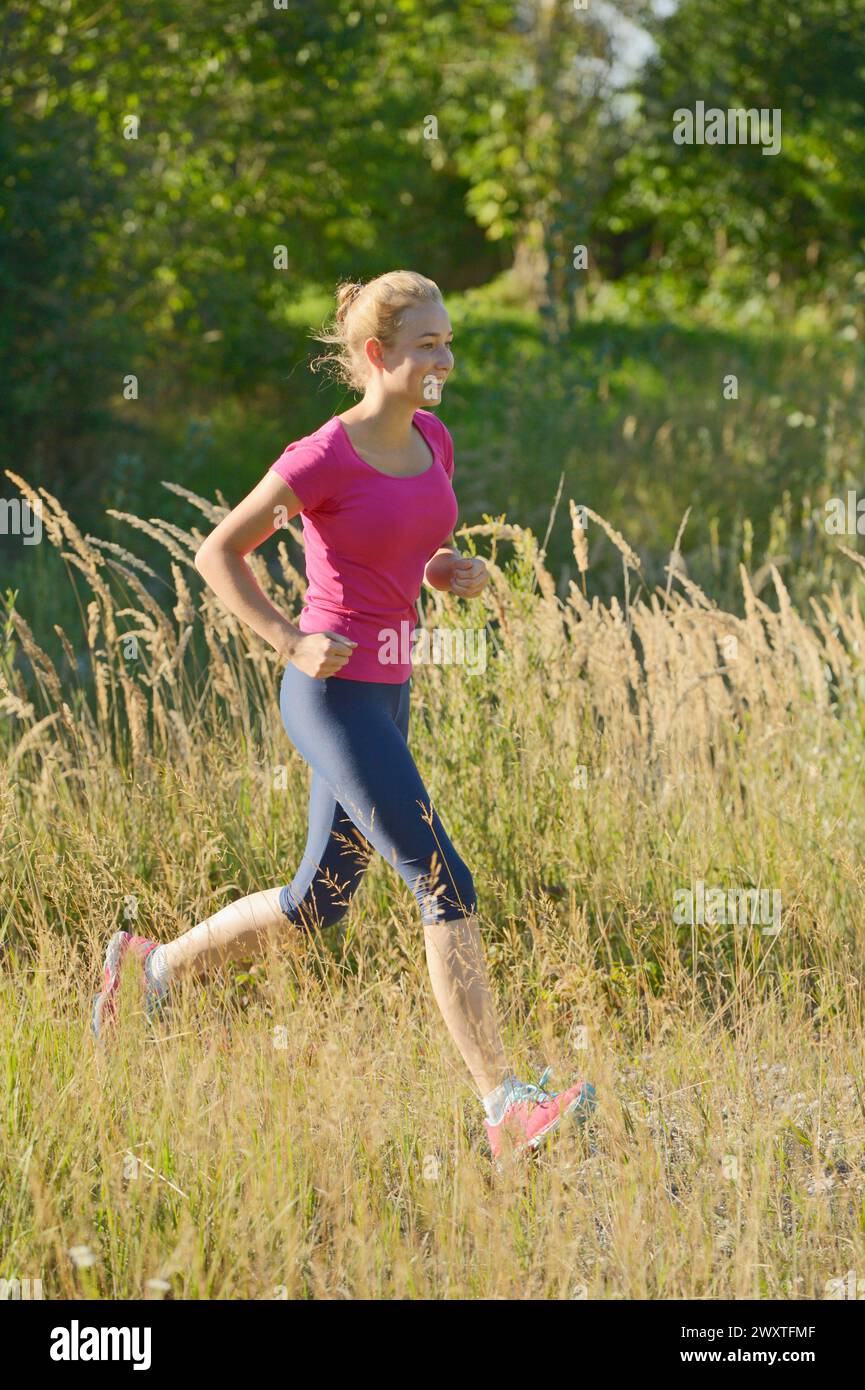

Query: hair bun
left=336, top=280, right=364, bottom=323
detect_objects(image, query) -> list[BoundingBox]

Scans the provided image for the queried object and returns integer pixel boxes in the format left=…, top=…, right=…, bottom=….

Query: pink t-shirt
left=269, top=408, right=459, bottom=683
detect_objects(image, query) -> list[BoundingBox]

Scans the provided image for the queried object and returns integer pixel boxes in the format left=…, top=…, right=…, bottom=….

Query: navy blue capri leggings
left=277, top=662, right=478, bottom=930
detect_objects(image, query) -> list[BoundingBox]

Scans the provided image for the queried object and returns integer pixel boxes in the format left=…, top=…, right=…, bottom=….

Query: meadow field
left=5, top=0, right=865, bottom=1313
left=2, top=469, right=865, bottom=1299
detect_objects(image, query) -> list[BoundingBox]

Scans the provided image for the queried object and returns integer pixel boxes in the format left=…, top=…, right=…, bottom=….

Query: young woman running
left=92, top=270, right=595, bottom=1162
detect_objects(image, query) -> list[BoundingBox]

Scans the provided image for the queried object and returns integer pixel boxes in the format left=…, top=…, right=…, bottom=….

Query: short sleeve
left=438, top=419, right=454, bottom=482
left=269, top=437, right=333, bottom=512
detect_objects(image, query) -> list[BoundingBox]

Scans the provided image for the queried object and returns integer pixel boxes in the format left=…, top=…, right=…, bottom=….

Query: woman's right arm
left=193, top=473, right=356, bottom=677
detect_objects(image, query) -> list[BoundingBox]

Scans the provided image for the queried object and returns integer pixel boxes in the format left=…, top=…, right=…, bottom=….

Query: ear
left=364, top=336, right=385, bottom=370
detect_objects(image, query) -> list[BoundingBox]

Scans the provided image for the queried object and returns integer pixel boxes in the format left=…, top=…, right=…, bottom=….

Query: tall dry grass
left=2, top=471, right=865, bottom=1299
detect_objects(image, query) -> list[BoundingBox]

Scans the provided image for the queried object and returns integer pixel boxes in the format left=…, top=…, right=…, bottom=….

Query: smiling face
left=363, top=300, right=454, bottom=406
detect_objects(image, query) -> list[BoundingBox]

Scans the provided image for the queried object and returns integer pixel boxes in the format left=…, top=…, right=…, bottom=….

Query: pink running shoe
left=485, top=1067, right=596, bottom=1165
left=91, top=930, right=164, bottom=1042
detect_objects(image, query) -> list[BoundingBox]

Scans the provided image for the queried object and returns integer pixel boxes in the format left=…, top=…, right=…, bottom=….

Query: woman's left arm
left=424, top=533, right=489, bottom=598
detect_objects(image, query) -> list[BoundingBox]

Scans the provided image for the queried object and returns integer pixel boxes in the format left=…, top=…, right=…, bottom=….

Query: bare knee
left=278, top=883, right=350, bottom=932
left=416, top=861, right=477, bottom=926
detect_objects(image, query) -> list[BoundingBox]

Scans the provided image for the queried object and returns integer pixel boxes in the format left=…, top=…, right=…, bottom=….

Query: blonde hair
left=309, top=270, right=445, bottom=395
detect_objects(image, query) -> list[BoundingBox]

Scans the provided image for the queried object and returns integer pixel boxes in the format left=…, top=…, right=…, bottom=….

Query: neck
left=341, top=393, right=420, bottom=448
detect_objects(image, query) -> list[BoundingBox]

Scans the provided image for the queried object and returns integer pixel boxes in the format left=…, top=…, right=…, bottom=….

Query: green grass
left=2, top=481, right=865, bottom=1297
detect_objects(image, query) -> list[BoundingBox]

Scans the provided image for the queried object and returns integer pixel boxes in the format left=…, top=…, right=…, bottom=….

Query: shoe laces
left=509, top=1066, right=556, bottom=1108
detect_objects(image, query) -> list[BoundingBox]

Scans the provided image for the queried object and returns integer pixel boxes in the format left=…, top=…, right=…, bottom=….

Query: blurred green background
left=3, top=0, right=865, bottom=657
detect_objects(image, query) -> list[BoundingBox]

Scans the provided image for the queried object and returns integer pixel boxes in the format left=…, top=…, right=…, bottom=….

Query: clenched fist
left=290, top=631, right=357, bottom=679
left=425, top=552, right=489, bottom=598
left=448, top=555, right=488, bottom=598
